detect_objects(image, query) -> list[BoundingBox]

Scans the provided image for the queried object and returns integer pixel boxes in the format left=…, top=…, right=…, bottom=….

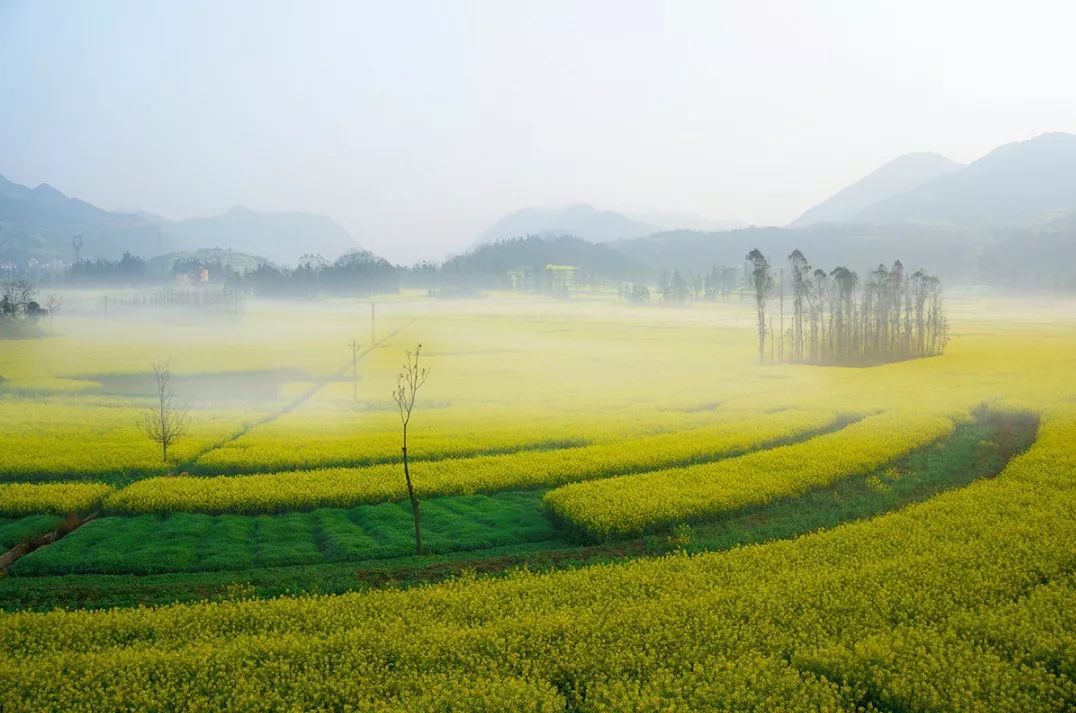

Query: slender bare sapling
left=392, top=344, right=429, bottom=555
left=137, top=363, right=189, bottom=463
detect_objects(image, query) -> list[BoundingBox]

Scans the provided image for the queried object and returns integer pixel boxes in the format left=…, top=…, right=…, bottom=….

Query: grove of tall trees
left=749, top=249, right=949, bottom=366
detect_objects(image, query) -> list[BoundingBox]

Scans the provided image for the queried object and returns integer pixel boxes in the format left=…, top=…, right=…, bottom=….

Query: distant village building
left=506, top=264, right=578, bottom=295
left=176, top=265, right=210, bottom=286
left=545, top=265, right=577, bottom=295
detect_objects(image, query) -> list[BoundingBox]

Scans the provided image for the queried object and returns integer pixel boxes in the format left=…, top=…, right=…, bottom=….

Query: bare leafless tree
left=137, top=363, right=189, bottom=463
left=0, top=279, right=35, bottom=317
left=392, top=344, right=429, bottom=555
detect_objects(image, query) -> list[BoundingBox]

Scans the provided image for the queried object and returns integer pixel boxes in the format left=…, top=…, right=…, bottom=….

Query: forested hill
left=612, top=225, right=984, bottom=276
left=441, top=235, right=644, bottom=279
left=611, top=214, right=1076, bottom=291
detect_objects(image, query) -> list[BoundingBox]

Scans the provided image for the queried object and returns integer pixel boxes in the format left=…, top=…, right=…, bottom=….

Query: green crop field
left=1, top=291, right=1074, bottom=711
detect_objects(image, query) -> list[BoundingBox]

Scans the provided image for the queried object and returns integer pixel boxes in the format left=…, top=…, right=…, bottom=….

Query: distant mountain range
left=626, top=211, right=747, bottom=233
left=791, top=132, right=1076, bottom=228
left=611, top=224, right=986, bottom=277
left=853, top=132, right=1076, bottom=226
left=4, top=132, right=1075, bottom=277
left=487, top=133, right=1076, bottom=249
left=0, top=176, right=361, bottom=265
left=476, top=203, right=743, bottom=246
left=0, top=175, right=164, bottom=261
left=790, top=153, right=964, bottom=227
left=604, top=132, right=1076, bottom=286
left=160, top=206, right=358, bottom=265
left=476, top=204, right=658, bottom=245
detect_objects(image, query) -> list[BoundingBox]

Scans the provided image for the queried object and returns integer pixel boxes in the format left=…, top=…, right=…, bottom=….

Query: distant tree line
left=747, top=248, right=949, bottom=366
left=651, top=266, right=741, bottom=304
left=404, top=236, right=640, bottom=296
left=620, top=283, right=650, bottom=304
left=37, top=237, right=642, bottom=300
left=66, top=252, right=154, bottom=285
left=242, top=251, right=398, bottom=297
left=58, top=249, right=398, bottom=297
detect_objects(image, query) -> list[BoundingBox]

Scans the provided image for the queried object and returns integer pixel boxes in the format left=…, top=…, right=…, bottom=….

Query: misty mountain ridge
left=0, top=175, right=363, bottom=266
left=0, top=175, right=165, bottom=261
left=477, top=203, right=745, bottom=246
left=624, top=211, right=747, bottom=233
left=6, top=131, right=1076, bottom=269
left=852, top=132, right=1076, bottom=226
left=612, top=224, right=983, bottom=277
left=0, top=175, right=149, bottom=229
left=477, top=204, right=657, bottom=245
left=790, top=152, right=963, bottom=227
left=164, top=206, right=361, bottom=265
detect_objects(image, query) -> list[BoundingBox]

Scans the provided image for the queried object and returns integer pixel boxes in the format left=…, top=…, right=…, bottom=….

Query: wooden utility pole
left=370, top=301, right=376, bottom=344
left=350, top=339, right=359, bottom=402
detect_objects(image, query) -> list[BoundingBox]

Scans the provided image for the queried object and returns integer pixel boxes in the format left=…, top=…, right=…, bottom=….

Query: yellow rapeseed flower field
left=0, top=482, right=113, bottom=516
left=544, top=409, right=956, bottom=538
left=1, top=406, right=1072, bottom=710
left=105, top=408, right=840, bottom=514
left=0, top=294, right=1074, bottom=710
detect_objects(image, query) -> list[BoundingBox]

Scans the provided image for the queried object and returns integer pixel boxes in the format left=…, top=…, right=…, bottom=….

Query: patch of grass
left=0, top=515, right=63, bottom=551
left=0, top=544, right=559, bottom=610
left=11, top=490, right=556, bottom=576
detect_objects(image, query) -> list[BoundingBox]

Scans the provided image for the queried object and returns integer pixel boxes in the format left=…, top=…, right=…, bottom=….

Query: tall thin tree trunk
left=778, top=268, right=785, bottom=361
left=756, top=303, right=766, bottom=363
left=401, top=445, right=422, bottom=555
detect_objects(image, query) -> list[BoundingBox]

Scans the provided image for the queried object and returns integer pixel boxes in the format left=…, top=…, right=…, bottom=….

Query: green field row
left=0, top=515, right=63, bottom=551
left=11, top=490, right=554, bottom=576
left=544, top=409, right=958, bottom=539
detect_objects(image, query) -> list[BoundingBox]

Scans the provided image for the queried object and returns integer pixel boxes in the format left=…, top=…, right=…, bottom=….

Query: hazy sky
left=2, top=1, right=1075, bottom=262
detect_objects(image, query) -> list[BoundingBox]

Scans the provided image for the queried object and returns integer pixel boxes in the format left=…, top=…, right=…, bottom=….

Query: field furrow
left=544, top=409, right=958, bottom=539
left=102, top=408, right=844, bottom=514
